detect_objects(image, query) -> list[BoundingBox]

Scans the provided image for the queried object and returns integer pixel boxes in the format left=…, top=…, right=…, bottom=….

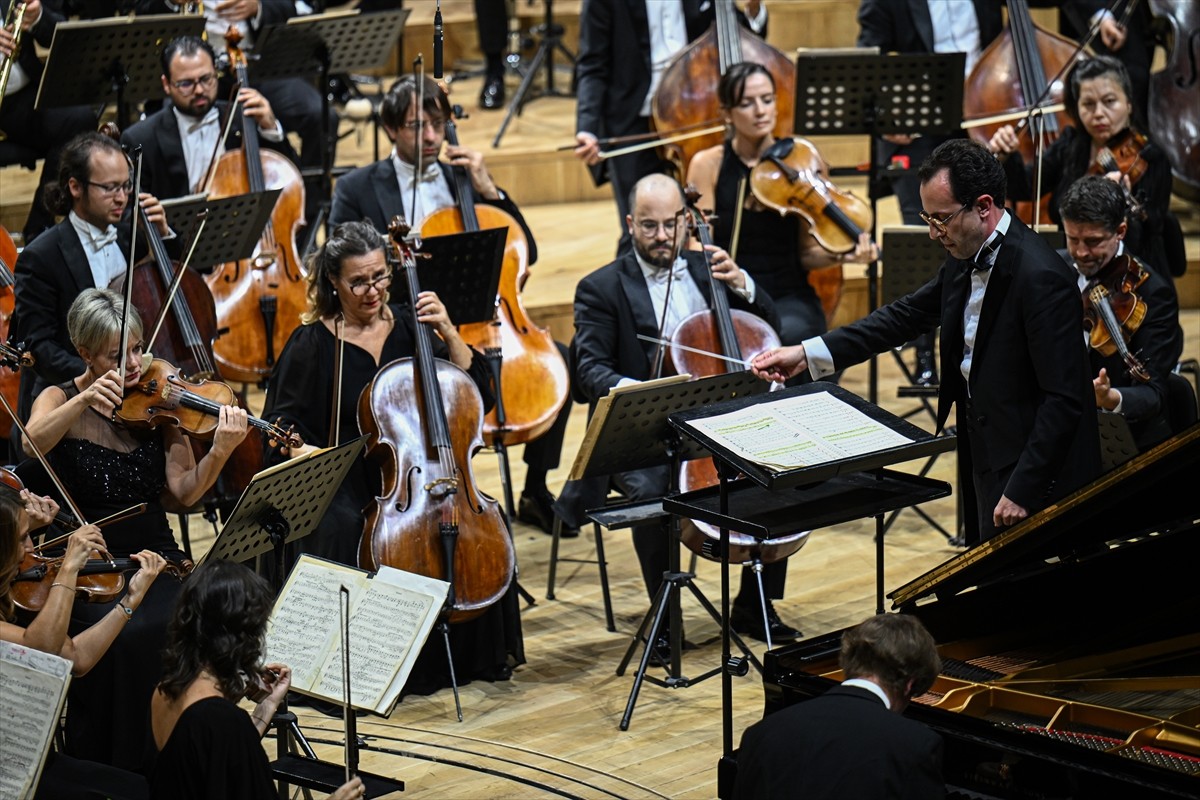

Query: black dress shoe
left=730, top=600, right=801, bottom=643
left=479, top=75, right=505, bottom=110
left=518, top=491, right=578, bottom=537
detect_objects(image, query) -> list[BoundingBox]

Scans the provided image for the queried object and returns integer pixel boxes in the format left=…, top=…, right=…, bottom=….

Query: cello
left=204, top=29, right=307, bottom=384
left=652, top=0, right=794, bottom=180
left=963, top=0, right=1084, bottom=223
left=669, top=193, right=809, bottom=567
left=416, top=108, right=569, bottom=455
left=358, top=218, right=514, bottom=623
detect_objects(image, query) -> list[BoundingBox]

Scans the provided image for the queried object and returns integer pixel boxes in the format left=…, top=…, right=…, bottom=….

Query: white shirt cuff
left=802, top=335, right=836, bottom=380
left=1112, top=390, right=1124, bottom=415
left=746, top=4, right=767, bottom=34
left=1090, top=9, right=1115, bottom=25
left=260, top=121, right=285, bottom=142
left=614, top=377, right=639, bottom=390
left=733, top=272, right=755, bottom=304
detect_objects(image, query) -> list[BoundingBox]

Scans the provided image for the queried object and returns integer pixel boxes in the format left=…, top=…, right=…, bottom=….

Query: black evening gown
left=148, top=697, right=276, bottom=800
left=262, top=306, right=524, bottom=696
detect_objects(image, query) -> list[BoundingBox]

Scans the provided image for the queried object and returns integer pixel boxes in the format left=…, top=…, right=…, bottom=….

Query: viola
left=1090, top=128, right=1150, bottom=185
left=416, top=107, right=569, bottom=451
left=204, top=28, right=308, bottom=384
left=10, top=550, right=191, bottom=613
left=669, top=193, right=808, bottom=567
left=115, top=357, right=301, bottom=448
left=358, top=218, right=514, bottom=623
left=1082, top=253, right=1151, bottom=382
left=652, top=0, right=795, bottom=179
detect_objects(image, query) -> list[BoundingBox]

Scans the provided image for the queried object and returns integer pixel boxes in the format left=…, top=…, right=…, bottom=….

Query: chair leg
left=594, top=522, right=615, bottom=632
left=546, top=516, right=562, bottom=600
left=176, top=513, right=192, bottom=561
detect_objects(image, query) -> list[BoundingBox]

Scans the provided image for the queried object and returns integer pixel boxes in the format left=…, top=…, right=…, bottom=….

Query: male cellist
left=329, top=75, right=575, bottom=537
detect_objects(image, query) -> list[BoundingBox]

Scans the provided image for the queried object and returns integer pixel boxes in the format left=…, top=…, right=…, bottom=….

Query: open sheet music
left=0, top=642, right=72, bottom=800
left=686, top=391, right=913, bottom=471
left=263, top=555, right=448, bottom=715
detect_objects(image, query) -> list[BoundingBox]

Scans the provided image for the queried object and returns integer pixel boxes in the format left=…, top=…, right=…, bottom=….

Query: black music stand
left=159, top=190, right=281, bottom=272
left=35, top=15, right=206, bottom=127
left=199, top=437, right=402, bottom=799
left=793, top=49, right=963, bottom=404
left=568, top=372, right=771, bottom=730
left=665, top=382, right=954, bottom=791
left=491, top=0, right=576, bottom=148
left=252, top=9, right=411, bottom=240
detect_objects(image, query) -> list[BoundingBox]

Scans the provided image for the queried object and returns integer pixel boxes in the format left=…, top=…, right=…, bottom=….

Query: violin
left=1089, top=128, right=1150, bottom=220
left=358, top=218, right=514, bottom=623
left=416, top=106, right=569, bottom=452
left=115, top=357, right=301, bottom=448
left=0, top=466, right=80, bottom=532
left=1082, top=253, right=1151, bottom=382
left=204, top=28, right=308, bottom=384
left=10, top=550, right=191, bottom=614
left=669, top=193, right=808, bottom=567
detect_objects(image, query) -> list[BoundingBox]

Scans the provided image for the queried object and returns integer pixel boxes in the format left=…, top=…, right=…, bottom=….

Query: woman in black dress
left=262, top=220, right=523, bottom=695
left=150, top=559, right=363, bottom=800
left=22, top=288, right=249, bottom=771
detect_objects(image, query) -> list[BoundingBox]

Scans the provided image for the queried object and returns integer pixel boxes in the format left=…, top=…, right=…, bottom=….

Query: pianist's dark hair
left=44, top=132, right=126, bottom=217
left=1058, top=174, right=1128, bottom=234
left=160, top=35, right=217, bottom=79
left=918, top=138, right=1007, bottom=210
left=158, top=559, right=273, bottom=702
left=380, top=75, right=453, bottom=137
left=840, top=614, right=941, bottom=701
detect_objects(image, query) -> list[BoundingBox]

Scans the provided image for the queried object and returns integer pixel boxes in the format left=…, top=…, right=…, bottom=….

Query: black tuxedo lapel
left=370, top=160, right=405, bottom=227
left=156, top=108, right=191, bottom=197
left=55, top=223, right=96, bottom=293
left=617, top=255, right=662, bottom=369
left=905, top=0, right=935, bottom=51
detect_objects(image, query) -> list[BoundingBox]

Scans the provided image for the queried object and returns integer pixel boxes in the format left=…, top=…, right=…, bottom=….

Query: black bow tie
left=966, top=232, right=1004, bottom=273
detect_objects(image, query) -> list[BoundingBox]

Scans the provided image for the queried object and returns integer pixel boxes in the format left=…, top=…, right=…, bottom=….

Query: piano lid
left=890, top=423, right=1200, bottom=609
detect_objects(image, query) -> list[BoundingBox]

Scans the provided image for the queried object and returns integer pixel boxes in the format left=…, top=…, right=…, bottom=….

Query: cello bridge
left=425, top=476, right=459, bottom=499
left=252, top=251, right=277, bottom=270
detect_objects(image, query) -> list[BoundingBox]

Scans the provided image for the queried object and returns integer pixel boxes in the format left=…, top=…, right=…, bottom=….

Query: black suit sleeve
left=13, top=247, right=85, bottom=386
left=574, top=0, right=616, bottom=139
left=572, top=271, right=629, bottom=403
left=480, top=191, right=538, bottom=266
left=856, top=0, right=899, bottom=49
left=1107, top=265, right=1184, bottom=424
left=328, top=173, right=368, bottom=231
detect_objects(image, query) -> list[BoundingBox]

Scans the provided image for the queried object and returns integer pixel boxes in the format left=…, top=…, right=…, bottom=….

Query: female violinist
left=988, top=55, right=1178, bottom=278
left=21, top=287, right=248, bottom=771
left=1, top=491, right=166, bottom=799
left=687, top=63, right=877, bottom=364
left=150, top=559, right=364, bottom=800
left=262, top=221, right=522, bottom=694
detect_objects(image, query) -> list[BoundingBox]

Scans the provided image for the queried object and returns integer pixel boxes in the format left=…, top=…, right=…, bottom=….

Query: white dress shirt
left=928, top=0, right=983, bottom=75
left=391, top=150, right=457, bottom=225
left=842, top=678, right=891, bottom=710
left=173, top=106, right=286, bottom=194
left=69, top=211, right=127, bottom=290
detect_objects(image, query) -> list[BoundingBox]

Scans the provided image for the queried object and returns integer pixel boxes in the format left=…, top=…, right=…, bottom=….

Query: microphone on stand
left=433, top=0, right=444, bottom=79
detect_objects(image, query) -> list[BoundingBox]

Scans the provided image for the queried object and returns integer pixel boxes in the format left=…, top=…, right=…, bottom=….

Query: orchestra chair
left=1166, top=370, right=1198, bottom=435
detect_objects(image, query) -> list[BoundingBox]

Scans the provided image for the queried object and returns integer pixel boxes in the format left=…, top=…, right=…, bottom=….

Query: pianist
left=732, top=614, right=944, bottom=800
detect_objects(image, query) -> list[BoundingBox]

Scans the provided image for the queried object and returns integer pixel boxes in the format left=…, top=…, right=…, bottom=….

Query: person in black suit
left=1060, top=175, right=1184, bottom=452
left=0, top=0, right=96, bottom=243
left=569, top=173, right=798, bottom=652
left=12, top=132, right=174, bottom=424
left=573, top=0, right=766, bottom=255
left=1061, top=0, right=1152, bottom=128
left=753, top=139, right=1101, bottom=545
left=330, top=74, right=573, bottom=536
left=121, top=36, right=298, bottom=204
left=732, top=613, right=944, bottom=800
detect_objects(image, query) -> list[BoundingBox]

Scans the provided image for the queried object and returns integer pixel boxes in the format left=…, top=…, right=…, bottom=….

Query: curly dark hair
left=158, top=559, right=274, bottom=702
left=1058, top=174, right=1128, bottom=232
left=840, top=614, right=941, bottom=701
left=44, top=132, right=126, bottom=217
left=918, top=137, right=1007, bottom=209
left=0, top=494, right=23, bottom=622
left=301, top=220, right=389, bottom=323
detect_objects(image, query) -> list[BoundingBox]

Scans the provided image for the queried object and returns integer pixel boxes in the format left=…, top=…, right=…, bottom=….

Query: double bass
left=416, top=109, right=569, bottom=454
left=652, top=0, right=794, bottom=180
left=358, top=219, right=514, bottom=623
left=1148, top=0, right=1200, bottom=200
left=204, top=29, right=307, bottom=384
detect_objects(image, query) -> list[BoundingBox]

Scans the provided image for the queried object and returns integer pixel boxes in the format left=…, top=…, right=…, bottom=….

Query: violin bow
left=649, top=205, right=690, bottom=380
left=329, top=312, right=345, bottom=448
left=409, top=55, right=425, bottom=228
left=729, top=176, right=748, bottom=263
left=0, top=393, right=90, bottom=528
left=116, top=145, right=143, bottom=390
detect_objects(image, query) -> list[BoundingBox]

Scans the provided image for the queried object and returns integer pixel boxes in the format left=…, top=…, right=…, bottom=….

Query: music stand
left=252, top=9, right=411, bottom=238
left=793, top=48, right=964, bottom=404
left=666, top=382, right=954, bottom=775
left=159, top=190, right=281, bottom=272
left=567, top=372, right=771, bottom=730
left=35, top=15, right=206, bottom=127
left=492, top=0, right=576, bottom=148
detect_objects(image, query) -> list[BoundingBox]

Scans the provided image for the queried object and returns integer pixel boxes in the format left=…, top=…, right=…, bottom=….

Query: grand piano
left=757, top=425, right=1200, bottom=798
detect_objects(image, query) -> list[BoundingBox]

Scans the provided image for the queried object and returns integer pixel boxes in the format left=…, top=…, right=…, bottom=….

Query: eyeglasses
left=635, top=218, right=680, bottom=236
left=170, top=73, right=217, bottom=93
left=342, top=271, right=393, bottom=296
left=919, top=202, right=972, bottom=233
left=87, top=180, right=134, bottom=196
left=400, top=118, right=446, bottom=135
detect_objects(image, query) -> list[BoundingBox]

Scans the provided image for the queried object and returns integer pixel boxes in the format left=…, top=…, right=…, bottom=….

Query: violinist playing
left=21, top=288, right=249, bottom=772
left=988, top=55, right=1182, bottom=279
left=329, top=74, right=575, bottom=537
left=1, top=491, right=166, bottom=799
left=262, top=221, right=523, bottom=695
left=1059, top=175, right=1184, bottom=451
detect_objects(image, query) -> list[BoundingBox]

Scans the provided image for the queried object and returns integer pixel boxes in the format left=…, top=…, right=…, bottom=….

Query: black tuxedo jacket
left=733, top=684, right=944, bottom=800
left=572, top=250, right=780, bottom=404
left=856, top=0, right=1002, bottom=54
left=327, top=158, right=538, bottom=265
left=822, top=214, right=1100, bottom=516
left=120, top=101, right=300, bottom=202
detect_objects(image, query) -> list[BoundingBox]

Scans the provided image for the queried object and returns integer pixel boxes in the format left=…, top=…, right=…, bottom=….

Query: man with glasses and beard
left=753, top=139, right=1100, bottom=546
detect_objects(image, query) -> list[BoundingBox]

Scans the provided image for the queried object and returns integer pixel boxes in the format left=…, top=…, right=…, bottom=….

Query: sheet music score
left=687, top=391, right=913, bottom=471
left=0, top=642, right=72, bottom=800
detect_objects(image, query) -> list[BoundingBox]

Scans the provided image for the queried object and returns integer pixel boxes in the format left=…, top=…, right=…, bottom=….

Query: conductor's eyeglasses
left=919, top=202, right=972, bottom=233
left=170, top=73, right=217, bottom=93
left=343, top=271, right=393, bottom=296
